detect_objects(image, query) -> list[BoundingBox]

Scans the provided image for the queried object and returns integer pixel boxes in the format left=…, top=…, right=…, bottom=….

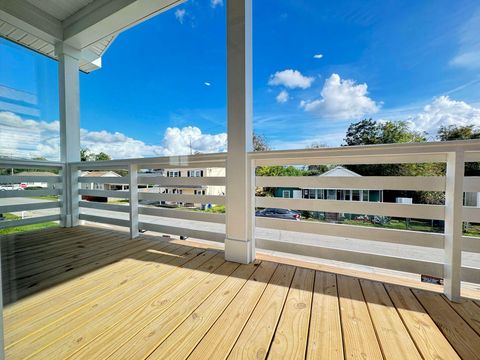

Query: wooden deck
left=2, top=226, right=480, bottom=360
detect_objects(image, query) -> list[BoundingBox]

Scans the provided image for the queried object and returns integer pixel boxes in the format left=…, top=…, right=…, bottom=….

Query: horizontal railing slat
left=256, top=238, right=444, bottom=277
left=256, top=197, right=445, bottom=220
left=0, top=159, right=63, bottom=168
left=0, top=189, right=61, bottom=198
left=79, top=201, right=130, bottom=213
left=463, top=236, right=480, bottom=254
left=463, top=207, right=480, bottom=222
left=139, top=192, right=225, bottom=205
left=0, top=201, right=61, bottom=213
left=256, top=217, right=444, bottom=248
left=137, top=176, right=226, bottom=186
left=461, top=267, right=480, bottom=284
left=79, top=214, right=130, bottom=227
left=0, top=214, right=61, bottom=229
left=138, top=221, right=225, bottom=242
left=0, top=175, right=62, bottom=183
left=464, top=177, right=480, bottom=192
left=71, top=152, right=227, bottom=168
left=139, top=206, right=225, bottom=224
left=78, top=189, right=129, bottom=199
left=256, top=176, right=445, bottom=191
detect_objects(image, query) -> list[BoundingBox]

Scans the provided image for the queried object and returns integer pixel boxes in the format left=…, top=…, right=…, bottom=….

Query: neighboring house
left=80, top=171, right=126, bottom=191
left=161, top=167, right=225, bottom=207
left=273, top=187, right=302, bottom=199
left=272, top=166, right=383, bottom=222
left=301, top=166, right=383, bottom=203
left=80, top=171, right=126, bottom=202
left=14, top=171, right=57, bottom=188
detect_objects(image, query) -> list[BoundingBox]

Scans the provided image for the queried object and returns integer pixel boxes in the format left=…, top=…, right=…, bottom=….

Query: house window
left=344, top=190, right=351, bottom=201
left=317, top=189, right=324, bottom=199
left=188, top=170, right=203, bottom=177
left=309, top=189, right=316, bottom=199
left=352, top=190, right=360, bottom=201
left=194, top=190, right=206, bottom=195
left=362, top=190, right=369, bottom=202
left=283, top=190, right=291, bottom=198
left=167, top=171, right=180, bottom=177
left=327, top=189, right=336, bottom=200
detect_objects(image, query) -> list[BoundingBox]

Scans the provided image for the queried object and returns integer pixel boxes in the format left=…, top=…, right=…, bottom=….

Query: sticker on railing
left=421, top=274, right=444, bottom=285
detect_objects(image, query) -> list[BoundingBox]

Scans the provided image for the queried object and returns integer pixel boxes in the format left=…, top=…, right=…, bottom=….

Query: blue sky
left=1, top=0, right=480, bottom=159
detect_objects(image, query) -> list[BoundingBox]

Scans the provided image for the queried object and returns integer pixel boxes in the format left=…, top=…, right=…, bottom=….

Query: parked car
left=255, top=208, right=300, bottom=220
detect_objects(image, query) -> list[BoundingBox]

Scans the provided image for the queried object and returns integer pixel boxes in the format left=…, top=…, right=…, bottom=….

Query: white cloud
left=276, top=90, right=289, bottom=103
left=407, top=96, right=480, bottom=135
left=313, top=54, right=323, bottom=59
left=268, top=69, right=314, bottom=89
left=0, top=112, right=227, bottom=160
left=174, top=9, right=186, bottom=24
left=450, top=10, right=480, bottom=69
left=204, top=82, right=211, bottom=86
left=210, top=0, right=223, bottom=8
left=300, top=73, right=380, bottom=120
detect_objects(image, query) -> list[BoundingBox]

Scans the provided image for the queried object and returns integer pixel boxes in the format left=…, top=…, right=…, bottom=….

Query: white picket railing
left=0, top=159, right=64, bottom=229
left=72, top=153, right=227, bottom=242
left=1, top=140, right=479, bottom=299
left=250, top=140, right=480, bottom=299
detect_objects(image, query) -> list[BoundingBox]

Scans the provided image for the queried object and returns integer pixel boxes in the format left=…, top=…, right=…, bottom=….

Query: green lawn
left=29, top=195, right=59, bottom=201
left=0, top=213, right=58, bottom=235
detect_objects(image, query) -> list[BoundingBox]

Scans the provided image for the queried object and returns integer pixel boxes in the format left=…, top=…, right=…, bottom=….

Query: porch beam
left=63, top=0, right=184, bottom=49
left=224, top=0, right=254, bottom=264
left=57, top=42, right=81, bottom=227
left=0, top=0, right=62, bottom=43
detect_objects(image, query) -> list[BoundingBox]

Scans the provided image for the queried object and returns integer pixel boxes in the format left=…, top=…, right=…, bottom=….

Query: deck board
left=2, top=226, right=479, bottom=360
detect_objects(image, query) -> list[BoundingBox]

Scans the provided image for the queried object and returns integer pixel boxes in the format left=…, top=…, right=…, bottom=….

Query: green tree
left=437, top=125, right=480, bottom=141
left=80, top=149, right=111, bottom=162
left=343, top=119, right=379, bottom=146
left=95, top=152, right=111, bottom=161
left=437, top=125, right=480, bottom=176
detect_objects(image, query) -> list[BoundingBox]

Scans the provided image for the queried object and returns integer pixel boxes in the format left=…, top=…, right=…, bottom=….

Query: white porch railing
left=0, top=159, right=64, bottom=229
left=251, top=140, right=480, bottom=300
left=1, top=140, right=479, bottom=300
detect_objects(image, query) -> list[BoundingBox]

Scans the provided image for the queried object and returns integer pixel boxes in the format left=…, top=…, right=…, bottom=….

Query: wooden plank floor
left=2, top=226, right=480, bottom=359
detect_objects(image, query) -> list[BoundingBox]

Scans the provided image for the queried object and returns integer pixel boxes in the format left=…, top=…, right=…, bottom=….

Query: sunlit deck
left=1, top=226, right=479, bottom=359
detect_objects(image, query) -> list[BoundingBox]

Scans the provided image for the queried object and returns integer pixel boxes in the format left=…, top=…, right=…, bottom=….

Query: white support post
left=56, top=42, right=81, bottom=227
left=224, top=0, right=255, bottom=264
left=129, top=164, right=139, bottom=239
left=444, top=150, right=464, bottom=302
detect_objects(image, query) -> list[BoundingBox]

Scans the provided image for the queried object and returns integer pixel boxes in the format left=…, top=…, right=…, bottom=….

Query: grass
left=29, top=196, right=59, bottom=201
left=108, top=199, right=129, bottom=204
left=0, top=213, right=58, bottom=235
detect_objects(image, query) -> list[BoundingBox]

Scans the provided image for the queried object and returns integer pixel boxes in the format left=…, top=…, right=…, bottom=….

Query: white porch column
left=444, top=150, right=464, bottom=302
left=56, top=43, right=81, bottom=227
left=224, top=0, right=254, bottom=264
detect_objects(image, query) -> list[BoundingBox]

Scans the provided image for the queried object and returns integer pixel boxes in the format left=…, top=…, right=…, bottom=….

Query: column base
left=224, top=237, right=255, bottom=264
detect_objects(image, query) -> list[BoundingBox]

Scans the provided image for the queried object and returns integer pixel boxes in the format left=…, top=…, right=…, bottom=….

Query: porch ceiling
left=0, top=0, right=182, bottom=73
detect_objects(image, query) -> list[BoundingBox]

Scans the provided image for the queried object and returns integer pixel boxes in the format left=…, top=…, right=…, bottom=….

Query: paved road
left=1, top=197, right=479, bottom=271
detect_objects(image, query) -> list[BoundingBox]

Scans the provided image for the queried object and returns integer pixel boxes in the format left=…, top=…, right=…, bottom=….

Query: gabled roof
left=319, top=166, right=361, bottom=177
left=80, top=170, right=121, bottom=177
left=16, top=171, right=57, bottom=176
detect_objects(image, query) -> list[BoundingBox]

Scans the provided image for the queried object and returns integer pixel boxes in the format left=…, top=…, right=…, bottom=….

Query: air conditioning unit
left=396, top=197, right=413, bottom=204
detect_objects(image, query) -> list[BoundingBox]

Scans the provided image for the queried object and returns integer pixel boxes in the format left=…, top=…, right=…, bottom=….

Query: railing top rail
left=0, top=158, right=64, bottom=168
left=248, top=139, right=480, bottom=161
left=71, top=152, right=227, bottom=168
